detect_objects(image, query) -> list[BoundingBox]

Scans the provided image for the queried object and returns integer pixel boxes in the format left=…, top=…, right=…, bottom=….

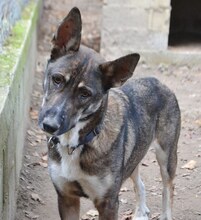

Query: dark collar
left=77, top=125, right=100, bottom=147
left=48, top=125, right=101, bottom=155
left=48, top=94, right=108, bottom=155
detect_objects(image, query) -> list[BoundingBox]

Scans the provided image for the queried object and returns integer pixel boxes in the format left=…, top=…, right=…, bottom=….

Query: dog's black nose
left=43, top=123, right=59, bottom=133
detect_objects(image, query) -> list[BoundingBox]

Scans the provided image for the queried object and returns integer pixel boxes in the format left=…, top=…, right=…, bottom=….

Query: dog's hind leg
left=130, top=165, right=150, bottom=220
left=155, top=112, right=180, bottom=220
left=155, top=141, right=176, bottom=220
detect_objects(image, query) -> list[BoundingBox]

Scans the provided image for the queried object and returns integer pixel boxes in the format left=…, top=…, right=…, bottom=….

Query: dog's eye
left=79, top=88, right=92, bottom=99
left=52, top=74, right=64, bottom=85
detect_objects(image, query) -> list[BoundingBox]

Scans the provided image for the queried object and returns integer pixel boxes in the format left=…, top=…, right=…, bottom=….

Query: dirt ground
left=15, top=0, right=201, bottom=219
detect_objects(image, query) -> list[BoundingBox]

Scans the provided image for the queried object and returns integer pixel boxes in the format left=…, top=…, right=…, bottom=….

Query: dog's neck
left=78, top=94, right=108, bottom=146
left=49, top=94, right=108, bottom=154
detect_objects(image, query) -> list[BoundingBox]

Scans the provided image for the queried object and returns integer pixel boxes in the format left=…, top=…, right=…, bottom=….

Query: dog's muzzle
left=43, top=122, right=59, bottom=133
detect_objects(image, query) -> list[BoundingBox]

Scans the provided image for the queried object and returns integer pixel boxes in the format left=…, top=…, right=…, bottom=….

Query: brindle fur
left=39, top=7, right=180, bottom=220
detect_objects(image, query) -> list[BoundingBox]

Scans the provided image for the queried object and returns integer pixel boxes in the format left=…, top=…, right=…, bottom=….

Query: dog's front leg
left=95, top=197, right=119, bottom=220
left=57, top=194, right=80, bottom=220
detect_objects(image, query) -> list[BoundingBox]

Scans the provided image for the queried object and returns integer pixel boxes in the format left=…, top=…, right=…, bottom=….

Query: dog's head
left=39, top=7, right=140, bottom=136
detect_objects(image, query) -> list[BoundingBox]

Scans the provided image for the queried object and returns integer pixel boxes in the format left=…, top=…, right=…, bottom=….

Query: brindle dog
left=39, top=7, right=180, bottom=220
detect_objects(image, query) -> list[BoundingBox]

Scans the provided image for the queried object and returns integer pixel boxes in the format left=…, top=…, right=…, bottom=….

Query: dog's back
left=108, top=77, right=180, bottom=181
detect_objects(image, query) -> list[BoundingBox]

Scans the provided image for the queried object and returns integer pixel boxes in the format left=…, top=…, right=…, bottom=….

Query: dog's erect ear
left=99, top=53, right=140, bottom=90
left=51, top=7, right=82, bottom=60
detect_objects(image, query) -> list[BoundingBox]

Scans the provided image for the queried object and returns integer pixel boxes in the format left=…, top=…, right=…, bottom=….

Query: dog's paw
left=159, top=211, right=172, bottom=220
left=133, top=206, right=150, bottom=220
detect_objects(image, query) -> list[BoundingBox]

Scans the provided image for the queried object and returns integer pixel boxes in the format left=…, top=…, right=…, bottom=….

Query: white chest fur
left=49, top=145, right=113, bottom=201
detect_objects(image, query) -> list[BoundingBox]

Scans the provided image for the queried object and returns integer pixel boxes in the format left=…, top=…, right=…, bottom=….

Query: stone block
left=104, top=0, right=151, bottom=8
left=101, top=0, right=171, bottom=59
left=148, top=8, right=171, bottom=32
left=101, top=28, right=168, bottom=52
left=104, top=0, right=170, bottom=8
left=151, top=0, right=171, bottom=8
left=102, top=6, right=149, bottom=30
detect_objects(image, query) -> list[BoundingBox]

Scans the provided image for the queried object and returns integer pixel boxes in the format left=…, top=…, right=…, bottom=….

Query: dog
left=39, top=7, right=181, bottom=220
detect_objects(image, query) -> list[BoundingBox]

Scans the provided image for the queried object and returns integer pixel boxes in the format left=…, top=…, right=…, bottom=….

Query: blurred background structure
left=0, top=0, right=29, bottom=51
left=101, top=0, right=201, bottom=64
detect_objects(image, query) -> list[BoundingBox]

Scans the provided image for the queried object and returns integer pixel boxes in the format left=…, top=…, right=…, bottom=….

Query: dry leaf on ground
left=142, top=162, right=149, bottom=167
left=30, top=109, right=39, bottom=120
left=27, top=130, right=35, bottom=136
left=39, top=161, right=48, bottom=168
left=195, top=119, right=201, bottom=127
left=120, top=198, right=128, bottom=204
left=151, top=212, right=160, bottom=219
left=42, top=155, right=48, bottom=162
left=32, top=151, right=40, bottom=157
left=120, top=209, right=133, bottom=220
left=120, top=187, right=130, bottom=192
left=81, top=209, right=99, bottom=220
left=181, top=160, right=197, bottom=170
left=31, top=193, right=44, bottom=204
left=24, top=210, right=39, bottom=219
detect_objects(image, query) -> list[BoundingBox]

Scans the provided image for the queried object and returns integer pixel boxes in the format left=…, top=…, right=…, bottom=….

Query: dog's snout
left=43, top=122, right=59, bottom=134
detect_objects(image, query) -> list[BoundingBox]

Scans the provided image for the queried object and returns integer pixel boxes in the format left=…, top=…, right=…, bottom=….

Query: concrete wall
left=0, top=0, right=29, bottom=51
left=101, top=0, right=171, bottom=60
left=0, top=1, right=41, bottom=219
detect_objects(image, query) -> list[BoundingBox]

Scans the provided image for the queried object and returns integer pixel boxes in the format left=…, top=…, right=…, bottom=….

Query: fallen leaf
left=151, top=192, right=158, bottom=196
left=29, top=141, right=38, bottom=147
left=151, top=212, right=160, bottom=219
left=42, top=155, right=48, bottom=162
left=27, top=186, right=35, bottom=190
left=181, top=160, right=197, bottom=170
left=142, top=162, right=149, bottom=167
left=195, top=119, right=201, bottom=127
left=33, top=151, right=40, bottom=157
left=20, top=176, right=25, bottom=181
left=182, top=173, right=190, bottom=177
left=120, top=198, right=128, bottom=204
left=35, top=139, right=42, bottom=144
left=81, top=215, right=90, bottom=220
left=25, top=155, right=31, bottom=160
left=30, top=110, right=39, bottom=120
left=27, top=162, right=40, bottom=167
left=36, top=134, right=46, bottom=141
left=27, top=130, right=35, bottom=136
left=39, top=161, right=48, bottom=168
left=31, top=193, right=43, bottom=203
left=120, top=209, right=133, bottom=220
left=120, top=187, right=129, bottom=192
left=24, top=210, right=39, bottom=219
left=81, top=209, right=99, bottom=220
left=33, top=91, right=41, bottom=98
left=86, top=209, right=99, bottom=217
left=42, top=151, right=48, bottom=156
left=195, top=211, right=201, bottom=216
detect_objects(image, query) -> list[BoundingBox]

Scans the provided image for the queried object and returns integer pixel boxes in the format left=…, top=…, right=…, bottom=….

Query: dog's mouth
left=46, top=123, right=76, bottom=136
